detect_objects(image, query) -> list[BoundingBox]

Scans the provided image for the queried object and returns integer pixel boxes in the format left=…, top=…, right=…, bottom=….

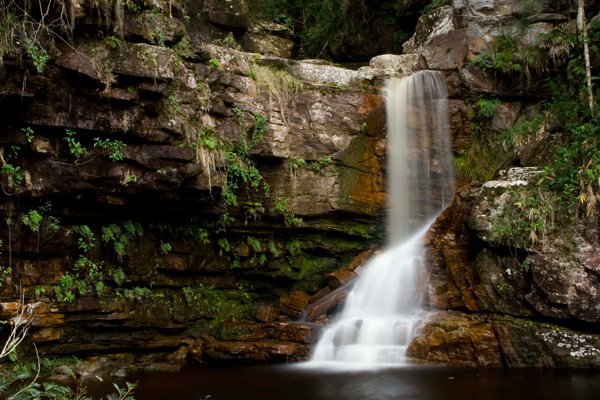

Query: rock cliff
left=1, top=0, right=600, bottom=370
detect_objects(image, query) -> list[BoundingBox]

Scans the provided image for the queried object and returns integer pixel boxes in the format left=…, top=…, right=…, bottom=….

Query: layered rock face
left=0, top=0, right=391, bottom=365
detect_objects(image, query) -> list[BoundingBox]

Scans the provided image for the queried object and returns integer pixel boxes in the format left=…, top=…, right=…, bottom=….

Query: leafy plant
left=1, top=163, right=25, bottom=191
left=246, top=236, right=262, bottom=252
left=213, top=32, right=241, bottom=50
left=105, top=35, right=121, bottom=49
left=207, top=58, right=220, bottom=69
left=491, top=186, right=558, bottom=246
left=309, top=156, right=333, bottom=172
left=272, top=197, right=303, bottom=227
left=477, top=97, right=501, bottom=119
left=469, top=33, right=522, bottom=74
left=250, top=113, right=268, bottom=147
left=93, top=137, right=126, bottom=161
left=21, top=210, right=43, bottom=233
left=101, top=221, right=143, bottom=261
left=24, top=38, right=49, bottom=74
left=75, top=225, right=95, bottom=252
left=63, top=129, right=87, bottom=160
left=159, top=242, right=172, bottom=255
left=21, top=127, right=34, bottom=143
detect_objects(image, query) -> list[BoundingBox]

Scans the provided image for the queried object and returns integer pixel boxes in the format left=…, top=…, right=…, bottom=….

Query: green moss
left=183, top=284, right=253, bottom=328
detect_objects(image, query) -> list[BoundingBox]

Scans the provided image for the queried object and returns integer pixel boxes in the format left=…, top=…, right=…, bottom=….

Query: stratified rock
left=263, top=322, right=321, bottom=344
left=240, top=23, right=294, bottom=58
left=409, top=311, right=600, bottom=368
left=123, top=11, right=186, bottom=45
left=427, top=167, right=600, bottom=324
left=203, top=0, right=251, bottom=29
left=280, top=291, right=311, bottom=318
left=202, top=340, right=309, bottom=362
left=358, top=54, right=427, bottom=80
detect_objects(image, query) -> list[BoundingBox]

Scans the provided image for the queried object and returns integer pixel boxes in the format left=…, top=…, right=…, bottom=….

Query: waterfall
left=308, top=71, right=455, bottom=367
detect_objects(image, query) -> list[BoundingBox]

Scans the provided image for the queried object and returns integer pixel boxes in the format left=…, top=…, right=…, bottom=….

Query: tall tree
left=577, top=0, right=594, bottom=114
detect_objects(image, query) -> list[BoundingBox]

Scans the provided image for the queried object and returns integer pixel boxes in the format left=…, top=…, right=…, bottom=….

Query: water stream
left=309, top=71, right=455, bottom=366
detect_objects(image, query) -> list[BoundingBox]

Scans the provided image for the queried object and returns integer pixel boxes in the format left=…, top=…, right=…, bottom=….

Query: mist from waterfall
left=308, top=71, right=455, bottom=368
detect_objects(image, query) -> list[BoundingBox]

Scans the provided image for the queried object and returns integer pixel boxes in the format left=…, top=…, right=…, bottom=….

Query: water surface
left=115, top=364, right=600, bottom=400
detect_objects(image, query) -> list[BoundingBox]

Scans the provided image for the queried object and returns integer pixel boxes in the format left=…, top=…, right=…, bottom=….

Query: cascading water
left=309, top=71, right=455, bottom=367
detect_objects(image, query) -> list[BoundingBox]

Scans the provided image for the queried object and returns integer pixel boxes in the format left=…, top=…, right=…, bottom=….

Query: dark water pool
left=93, top=364, right=600, bottom=400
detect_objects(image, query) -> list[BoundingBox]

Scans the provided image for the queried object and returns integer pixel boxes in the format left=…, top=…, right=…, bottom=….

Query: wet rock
left=202, top=339, right=309, bottom=362
left=214, top=322, right=266, bottom=341
left=280, top=291, right=311, bottom=318
left=263, top=322, right=321, bottom=344
left=253, top=303, right=279, bottom=323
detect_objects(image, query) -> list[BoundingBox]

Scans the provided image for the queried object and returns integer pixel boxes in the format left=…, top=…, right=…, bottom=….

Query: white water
left=309, top=71, right=455, bottom=367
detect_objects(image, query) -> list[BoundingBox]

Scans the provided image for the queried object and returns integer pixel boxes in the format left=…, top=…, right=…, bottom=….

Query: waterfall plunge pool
left=88, top=364, right=600, bottom=400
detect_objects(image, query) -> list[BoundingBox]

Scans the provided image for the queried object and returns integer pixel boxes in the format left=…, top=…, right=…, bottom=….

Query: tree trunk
left=578, top=0, right=594, bottom=114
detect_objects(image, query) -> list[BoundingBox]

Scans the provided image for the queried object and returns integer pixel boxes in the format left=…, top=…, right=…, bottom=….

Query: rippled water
left=90, top=364, right=600, bottom=400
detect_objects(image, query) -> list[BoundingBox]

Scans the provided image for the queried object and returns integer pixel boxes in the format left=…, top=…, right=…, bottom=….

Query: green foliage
left=159, top=242, right=172, bottom=255
left=24, top=38, right=49, bottom=74
left=268, top=240, right=282, bottom=258
left=196, top=127, right=219, bottom=150
left=545, top=122, right=600, bottom=216
left=122, top=171, right=138, bottom=185
left=182, top=283, right=252, bottom=327
left=241, top=201, right=265, bottom=224
left=231, top=107, right=243, bottom=124
left=477, top=97, right=501, bottom=119
left=1, top=163, right=25, bottom=191
left=63, top=129, right=87, bottom=160
left=207, top=58, right=220, bottom=69
left=246, top=236, right=261, bottom=252
left=93, top=137, right=126, bottom=161
left=0, top=265, right=12, bottom=288
left=173, top=37, right=196, bottom=60
left=515, top=0, right=549, bottom=18
left=21, top=127, right=34, bottom=143
left=194, top=228, right=211, bottom=245
left=101, top=221, right=143, bottom=261
left=470, top=33, right=522, bottom=74
left=423, top=0, right=451, bottom=14
left=21, top=210, right=43, bottom=233
left=111, top=268, right=126, bottom=286
left=213, top=32, right=241, bottom=50
left=272, top=197, right=303, bottom=227
left=309, top=156, right=333, bottom=172
left=53, top=271, right=78, bottom=302
left=120, top=287, right=152, bottom=301
left=221, top=146, right=269, bottom=207
left=250, top=113, right=268, bottom=147
left=75, top=225, right=95, bottom=252
left=501, top=113, right=543, bottom=150
left=454, top=134, right=511, bottom=183
left=217, top=237, right=230, bottom=252
left=286, top=238, right=302, bottom=256
left=105, top=35, right=121, bottom=49
left=290, top=157, right=307, bottom=172
left=491, top=186, right=559, bottom=246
